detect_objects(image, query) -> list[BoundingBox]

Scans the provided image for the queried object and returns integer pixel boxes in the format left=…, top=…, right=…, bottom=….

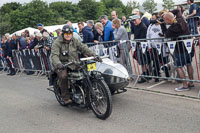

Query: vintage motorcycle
left=48, top=55, right=112, bottom=120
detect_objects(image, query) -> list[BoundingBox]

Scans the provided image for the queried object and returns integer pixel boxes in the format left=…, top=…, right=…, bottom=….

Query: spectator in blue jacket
left=100, top=15, right=114, bottom=41
left=78, top=21, right=94, bottom=43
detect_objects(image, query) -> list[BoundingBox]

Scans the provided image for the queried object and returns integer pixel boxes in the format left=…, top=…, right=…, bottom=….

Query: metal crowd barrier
left=86, top=35, right=200, bottom=97
left=9, top=49, right=51, bottom=76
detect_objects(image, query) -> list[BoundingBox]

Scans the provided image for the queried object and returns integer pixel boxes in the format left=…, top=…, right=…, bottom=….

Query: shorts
left=174, top=52, right=194, bottom=67
left=159, top=55, right=169, bottom=65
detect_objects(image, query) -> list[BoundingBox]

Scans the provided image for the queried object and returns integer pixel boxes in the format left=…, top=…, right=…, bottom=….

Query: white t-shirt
left=146, top=24, right=169, bottom=57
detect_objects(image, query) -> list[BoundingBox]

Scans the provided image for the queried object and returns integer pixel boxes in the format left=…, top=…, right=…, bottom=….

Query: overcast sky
left=0, top=0, right=183, bottom=7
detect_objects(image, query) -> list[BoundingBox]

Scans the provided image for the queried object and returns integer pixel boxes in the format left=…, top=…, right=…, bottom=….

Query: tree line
left=0, top=0, right=175, bottom=35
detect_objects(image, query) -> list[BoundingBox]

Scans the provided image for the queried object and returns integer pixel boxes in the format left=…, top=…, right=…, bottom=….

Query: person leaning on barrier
left=131, top=15, right=151, bottom=83
left=78, top=21, right=94, bottom=43
left=34, top=32, right=44, bottom=52
left=51, top=24, right=100, bottom=104
left=100, top=15, right=114, bottom=41
left=42, top=32, right=53, bottom=52
left=160, top=11, right=195, bottom=92
left=94, top=22, right=104, bottom=43
left=112, top=18, right=129, bottom=41
left=37, top=23, right=48, bottom=35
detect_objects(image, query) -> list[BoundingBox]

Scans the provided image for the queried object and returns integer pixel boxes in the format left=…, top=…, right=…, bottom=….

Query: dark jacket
left=131, top=16, right=150, bottom=34
left=40, top=28, right=48, bottom=35
left=134, top=22, right=147, bottom=39
left=161, top=10, right=190, bottom=53
left=94, top=31, right=104, bottom=42
left=5, top=40, right=16, bottom=57
left=82, top=26, right=94, bottom=43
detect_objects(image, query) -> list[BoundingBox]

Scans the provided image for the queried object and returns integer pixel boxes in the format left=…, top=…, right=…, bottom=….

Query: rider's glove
left=56, top=63, right=64, bottom=70
left=94, top=56, right=103, bottom=62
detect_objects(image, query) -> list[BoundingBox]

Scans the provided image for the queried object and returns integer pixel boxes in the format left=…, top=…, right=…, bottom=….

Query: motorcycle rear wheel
left=89, top=79, right=112, bottom=120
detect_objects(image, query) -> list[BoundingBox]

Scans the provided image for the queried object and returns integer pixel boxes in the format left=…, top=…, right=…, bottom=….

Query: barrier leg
left=133, top=76, right=140, bottom=87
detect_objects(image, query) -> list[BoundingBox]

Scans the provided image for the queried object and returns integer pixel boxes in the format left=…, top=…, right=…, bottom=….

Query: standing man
left=161, top=11, right=194, bottom=91
left=100, top=15, right=114, bottom=41
left=4, top=36, right=16, bottom=75
left=37, top=23, right=48, bottom=35
left=187, top=0, right=198, bottom=34
left=132, top=8, right=150, bottom=28
left=111, top=10, right=118, bottom=20
left=78, top=21, right=94, bottom=43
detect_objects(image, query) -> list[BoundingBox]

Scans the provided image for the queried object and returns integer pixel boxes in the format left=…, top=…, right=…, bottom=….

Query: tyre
left=89, top=79, right=112, bottom=120
left=53, top=78, right=67, bottom=106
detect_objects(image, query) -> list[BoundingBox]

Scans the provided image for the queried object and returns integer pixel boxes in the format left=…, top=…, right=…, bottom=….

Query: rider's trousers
left=56, top=69, right=70, bottom=100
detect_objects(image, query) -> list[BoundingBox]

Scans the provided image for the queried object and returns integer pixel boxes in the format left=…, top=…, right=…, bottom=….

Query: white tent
left=11, top=22, right=85, bottom=36
left=12, top=27, right=40, bottom=35
left=43, top=23, right=81, bottom=33
left=44, top=24, right=65, bottom=33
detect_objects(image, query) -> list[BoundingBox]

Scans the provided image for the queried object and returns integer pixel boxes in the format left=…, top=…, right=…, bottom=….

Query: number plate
left=87, top=63, right=96, bottom=71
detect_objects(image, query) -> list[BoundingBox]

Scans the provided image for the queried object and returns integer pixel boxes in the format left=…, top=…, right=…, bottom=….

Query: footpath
left=128, top=78, right=200, bottom=99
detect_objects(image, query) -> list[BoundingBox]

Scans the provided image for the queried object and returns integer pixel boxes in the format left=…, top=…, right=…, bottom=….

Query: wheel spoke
left=90, top=81, right=108, bottom=115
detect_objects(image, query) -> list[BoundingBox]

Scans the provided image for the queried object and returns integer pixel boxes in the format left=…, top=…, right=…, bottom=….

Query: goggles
left=63, top=27, right=73, bottom=32
left=64, top=32, right=73, bottom=36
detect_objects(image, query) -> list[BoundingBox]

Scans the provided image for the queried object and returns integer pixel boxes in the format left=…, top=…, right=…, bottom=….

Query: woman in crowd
left=24, top=30, right=30, bottom=37
left=112, top=18, right=129, bottom=40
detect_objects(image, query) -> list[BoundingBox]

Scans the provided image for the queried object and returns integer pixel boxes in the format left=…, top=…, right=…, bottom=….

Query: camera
left=126, top=19, right=132, bottom=22
left=150, top=18, right=164, bottom=24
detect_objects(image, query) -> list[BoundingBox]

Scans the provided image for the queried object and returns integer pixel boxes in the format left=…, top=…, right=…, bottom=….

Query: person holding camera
left=122, top=16, right=131, bottom=40
left=161, top=11, right=194, bottom=91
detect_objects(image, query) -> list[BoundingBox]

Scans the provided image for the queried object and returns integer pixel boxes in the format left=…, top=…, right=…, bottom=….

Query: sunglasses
left=64, top=33, right=73, bottom=36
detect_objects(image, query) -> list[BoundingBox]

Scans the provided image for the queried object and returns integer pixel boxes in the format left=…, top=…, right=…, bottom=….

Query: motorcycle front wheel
left=89, top=79, right=112, bottom=120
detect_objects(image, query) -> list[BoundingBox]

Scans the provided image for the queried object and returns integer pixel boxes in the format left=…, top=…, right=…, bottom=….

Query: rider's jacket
left=51, top=36, right=94, bottom=70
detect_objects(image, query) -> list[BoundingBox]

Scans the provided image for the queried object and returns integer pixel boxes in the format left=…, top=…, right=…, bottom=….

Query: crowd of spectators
left=0, top=0, right=200, bottom=91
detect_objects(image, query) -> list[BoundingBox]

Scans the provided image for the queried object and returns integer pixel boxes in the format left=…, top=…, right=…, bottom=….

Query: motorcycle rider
left=51, top=24, right=99, bottom=104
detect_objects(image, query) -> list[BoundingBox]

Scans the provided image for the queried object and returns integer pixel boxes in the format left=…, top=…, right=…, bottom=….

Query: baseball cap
left=130, top=15, right=140, bottom=20
left=132, top=8, right=139, bottom=15
left=37, top=23, right=43, bottom=27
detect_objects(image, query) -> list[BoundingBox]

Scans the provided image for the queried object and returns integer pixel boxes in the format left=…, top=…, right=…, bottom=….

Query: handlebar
left=80, top=55, right=109, bottom=61
left=62, top=55, right=109, bottom=68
